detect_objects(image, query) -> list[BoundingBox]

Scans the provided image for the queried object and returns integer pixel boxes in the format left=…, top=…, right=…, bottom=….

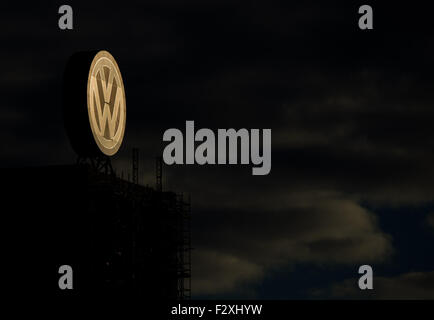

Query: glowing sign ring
left=87, top=51, right=126, bottom=156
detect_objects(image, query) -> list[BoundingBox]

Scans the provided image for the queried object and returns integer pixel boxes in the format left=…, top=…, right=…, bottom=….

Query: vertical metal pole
left=132, top=148, right=139, bottom=185
left=156, top=156, right=162, bottom=192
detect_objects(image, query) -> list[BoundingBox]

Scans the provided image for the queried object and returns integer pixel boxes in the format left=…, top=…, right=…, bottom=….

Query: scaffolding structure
left=176, top=194, right=192, bottom=299
left=75, top=149, right=191, bottom=299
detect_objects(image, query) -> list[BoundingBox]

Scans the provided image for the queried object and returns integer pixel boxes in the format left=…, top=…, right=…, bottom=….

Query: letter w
left=90, top=76, right=122, bottom=138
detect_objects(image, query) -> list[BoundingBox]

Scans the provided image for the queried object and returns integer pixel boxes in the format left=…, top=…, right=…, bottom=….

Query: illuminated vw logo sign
left=87, top=50, right=126, bottom=156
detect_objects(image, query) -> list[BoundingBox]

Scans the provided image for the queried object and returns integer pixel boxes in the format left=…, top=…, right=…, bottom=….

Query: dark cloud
left=190, top=191, right=393, bottom=295
left=194, top=250, right=263, bottom=296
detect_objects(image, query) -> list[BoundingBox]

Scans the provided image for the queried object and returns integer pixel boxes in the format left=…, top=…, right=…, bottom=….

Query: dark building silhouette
left=2, top=156, right=191, bottom=301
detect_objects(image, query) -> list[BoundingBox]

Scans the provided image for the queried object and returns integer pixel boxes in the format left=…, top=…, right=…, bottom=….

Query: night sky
left=1, top=1, right=434, bottom=299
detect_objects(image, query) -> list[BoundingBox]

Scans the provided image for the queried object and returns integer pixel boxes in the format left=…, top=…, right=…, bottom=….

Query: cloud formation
left=192, top=191, right=393, bottom=295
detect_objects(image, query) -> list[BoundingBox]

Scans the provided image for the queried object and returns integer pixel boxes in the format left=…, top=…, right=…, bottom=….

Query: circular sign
left=87, top=51, right=126, bottom=156
left=63, top=50, right=126, bottom=157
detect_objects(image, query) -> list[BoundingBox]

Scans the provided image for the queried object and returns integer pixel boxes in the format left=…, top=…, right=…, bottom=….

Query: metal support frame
left=77, top=155, right=114, bottom=176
